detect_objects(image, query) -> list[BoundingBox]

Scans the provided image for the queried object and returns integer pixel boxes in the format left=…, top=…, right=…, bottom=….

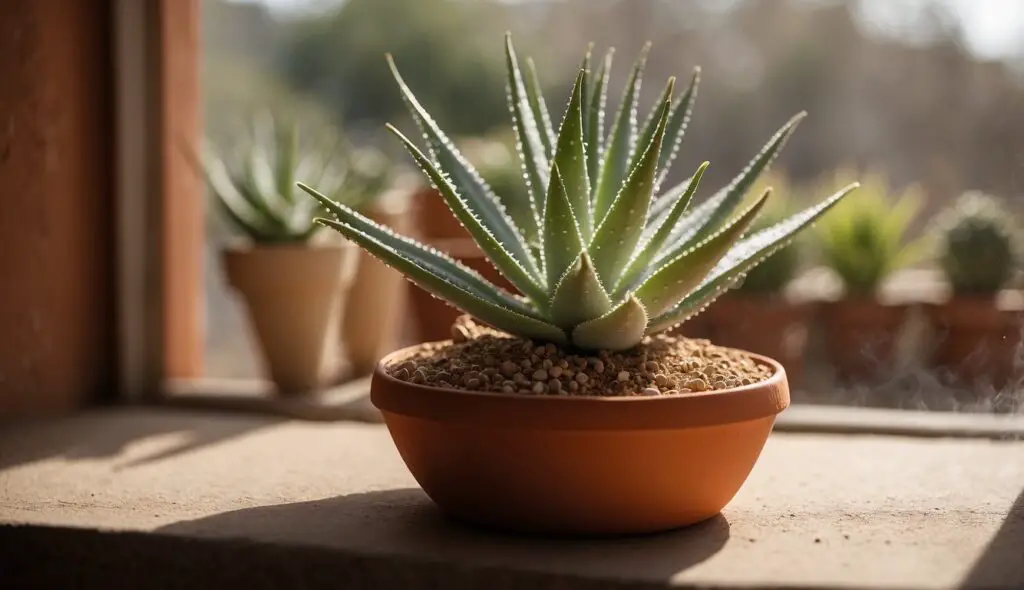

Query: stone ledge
left=1, top=408, right=1022, bottom=589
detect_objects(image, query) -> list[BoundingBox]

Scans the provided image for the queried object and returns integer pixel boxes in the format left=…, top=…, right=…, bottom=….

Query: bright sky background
left=244, top=0, right=1024, bottom=61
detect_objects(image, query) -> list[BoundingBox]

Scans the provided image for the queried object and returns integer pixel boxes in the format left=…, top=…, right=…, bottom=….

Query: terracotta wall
left=0, top=0, right=116, bottom=416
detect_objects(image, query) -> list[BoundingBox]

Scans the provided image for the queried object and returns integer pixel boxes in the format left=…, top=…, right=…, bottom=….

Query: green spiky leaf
left=618, top=161, right=709, bottom=293
left=657, top=112, right=806, bottom=262
left=649, top=183, right=859, bottom=332
left=592, top=44, right=650, bottom=225
left=387, top=56, right=541, bottom=277
left=586, top=48, right=614, bottom=189
left=524, top=56, right=556, bottom=160
left=543, top=165, right=586, bottom=291
left=637, top=188, right=771, bottom=317
left=589, top=77, right=673, bottom=287
left=387, top=124, right=548, bottom=304
left=549, top=252, right=613, bottom=329
left=504, top=33, right=548, bottom=242
left=571, top=295, right=648, bottom=351
left=550, top=69, right=592, bottom=239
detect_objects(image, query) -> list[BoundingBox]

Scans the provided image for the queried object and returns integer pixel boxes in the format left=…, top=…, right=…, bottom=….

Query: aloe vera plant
left=199, top=112, right=382, bottom=244
left=300, top=35, right=859, bottom=351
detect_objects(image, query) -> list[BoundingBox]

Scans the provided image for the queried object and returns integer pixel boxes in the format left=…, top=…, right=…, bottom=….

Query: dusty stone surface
left=1, top=408, right=1023, bottom=589
left=387, top=316, right=772, bottom=396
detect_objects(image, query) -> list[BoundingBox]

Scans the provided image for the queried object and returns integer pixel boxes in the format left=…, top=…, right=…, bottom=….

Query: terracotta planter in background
left=410, top=185, right=469, bottom=241
left=926, top=296, right=1024, bottom=391
left=343, top=195, right=413, bottom=377
left=820, top=299, right=909, bottom=383
left=371, top=346, right=790, bottom=536
left=223, top=242, right=358, bottom=394
left=705, top=295, right=811, bottom=390
left=407, top=238, right=517, bottom=342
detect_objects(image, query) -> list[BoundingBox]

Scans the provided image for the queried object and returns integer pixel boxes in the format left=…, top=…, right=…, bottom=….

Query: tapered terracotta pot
left=371, top=346, right=790, bottom=536
left=408, top=238, right=517, bottom=342
left=343, top=198, right=413, bottom=376
left=821, top=299, right=909, bottom=383
left=705, top=296, right=811, bottom=390
left=926, top=297, right=1024, bottom=391
left=223, top=242, right=358, bottom=394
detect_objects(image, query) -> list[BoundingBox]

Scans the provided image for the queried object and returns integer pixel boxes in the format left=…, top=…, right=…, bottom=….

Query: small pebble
left=532, top=368, right=548, bottom=381
left=617, top=371, right=630, bottom=382
left=549, top=365, right=563, bottom=378
left=548, top=379, right=562, bottom=392
left=531, top=382, right=546, bottom=394
left=642, top=387, right=660, bottom=396
left=575, top=373, right=589, bottom=384
left=451, top=324, right=470, bottom=342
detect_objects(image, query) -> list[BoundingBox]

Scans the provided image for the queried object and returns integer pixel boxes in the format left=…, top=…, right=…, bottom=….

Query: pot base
left=381, top=411, right=775, bottom=535
left=372, top=343, right=790, bottom=536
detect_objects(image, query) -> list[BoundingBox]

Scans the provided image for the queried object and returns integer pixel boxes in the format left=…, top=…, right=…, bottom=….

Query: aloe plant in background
left=196, top=111, right=377, bottom=394
left=814, top=168, right=930, bottom=296
left=300, top=35, right=859, bottom=352
left=199, top=111, right=379, bottom=244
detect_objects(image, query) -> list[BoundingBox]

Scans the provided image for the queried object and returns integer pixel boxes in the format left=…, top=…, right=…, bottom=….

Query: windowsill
left=1, top=407, right=1022, bottom=589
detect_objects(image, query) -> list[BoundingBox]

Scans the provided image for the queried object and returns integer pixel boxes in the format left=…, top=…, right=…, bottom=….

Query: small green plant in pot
left=928, top=191, right=1023, bottom=391
left=813, top=168, right=929, bottom=383
left=705, top=171, right=812, bottom=388
left=299, top=35, right=858, bottom=535
left=199, top=112, right=361, bottom=394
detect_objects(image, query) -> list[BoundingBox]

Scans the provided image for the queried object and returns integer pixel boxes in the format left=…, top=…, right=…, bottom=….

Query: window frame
left=113, top=0, right=203, bottom=402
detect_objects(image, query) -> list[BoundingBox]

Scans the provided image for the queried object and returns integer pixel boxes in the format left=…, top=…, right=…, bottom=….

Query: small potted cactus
left=813, top=169, right=929, bottom=383
left=198, top=112, right=361, bottom=394
left=927, top=191, right=1023, bottom=391
left=300, top=35, right=858, bottom=535
left=705, top=172, right=811, bottom=389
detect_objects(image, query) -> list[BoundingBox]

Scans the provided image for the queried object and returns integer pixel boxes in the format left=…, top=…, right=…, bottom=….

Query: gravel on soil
left=385, top=316, right=774, bottom=397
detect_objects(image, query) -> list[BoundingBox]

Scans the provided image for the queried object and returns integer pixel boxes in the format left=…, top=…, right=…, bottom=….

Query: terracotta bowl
left=371, top=344, right=790, bottom=536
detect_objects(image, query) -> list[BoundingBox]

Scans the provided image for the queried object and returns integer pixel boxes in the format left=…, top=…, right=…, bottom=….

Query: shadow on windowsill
left=962, top=487, right=1024, bottom=589
left=156, top=488, right=730, bottom=585
left=0, top=407, right=282, bottom=472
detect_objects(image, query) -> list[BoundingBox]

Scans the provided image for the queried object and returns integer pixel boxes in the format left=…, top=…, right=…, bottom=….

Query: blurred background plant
left=935, top=190, right=1021, bottom=296
left=813, top=168, right=932, bottom=297
left=199, top=111, right=374, bottom=244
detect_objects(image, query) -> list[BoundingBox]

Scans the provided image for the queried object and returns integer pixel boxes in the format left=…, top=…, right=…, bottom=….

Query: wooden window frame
left=113, top=0, right=203, bottom=402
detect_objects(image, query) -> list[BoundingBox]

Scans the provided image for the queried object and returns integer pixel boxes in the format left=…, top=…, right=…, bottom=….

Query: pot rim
left=220, top=237, right=359, bottom=254
left=370, top=342, right=790, bottom=430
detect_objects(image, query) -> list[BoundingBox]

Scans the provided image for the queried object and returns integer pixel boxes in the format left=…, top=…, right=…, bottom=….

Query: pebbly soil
left=385, top=316, right=774, bottom=397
